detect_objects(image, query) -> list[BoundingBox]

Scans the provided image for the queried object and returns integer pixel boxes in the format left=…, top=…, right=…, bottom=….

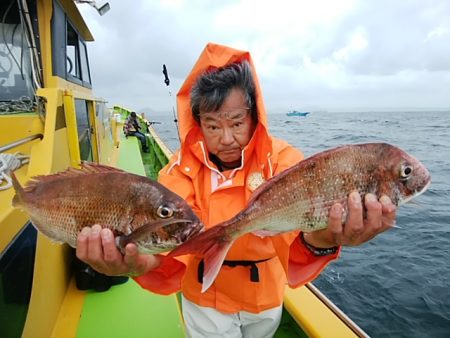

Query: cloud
left=79, top=0, right=450, bottom=112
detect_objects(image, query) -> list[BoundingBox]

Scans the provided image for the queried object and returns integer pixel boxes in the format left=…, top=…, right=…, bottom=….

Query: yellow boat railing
left=0, top=134, right=44, bottom=153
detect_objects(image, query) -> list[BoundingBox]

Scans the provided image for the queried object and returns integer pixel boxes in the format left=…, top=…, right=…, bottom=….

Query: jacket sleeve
left=271, top=139, right=340, bottom=288
left=287, top=234, right=340, bottom=288
left=133, top=154, right=195, bottom=295
left=133, top=254, right=186, bottom=295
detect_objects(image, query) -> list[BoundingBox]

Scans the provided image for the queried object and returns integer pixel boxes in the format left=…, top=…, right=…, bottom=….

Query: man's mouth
left=220, top=148, right=240, bottom=154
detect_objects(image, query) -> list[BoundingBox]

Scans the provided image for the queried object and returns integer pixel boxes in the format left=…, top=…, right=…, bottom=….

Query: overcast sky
left=78, top=0, right=450, bottom=114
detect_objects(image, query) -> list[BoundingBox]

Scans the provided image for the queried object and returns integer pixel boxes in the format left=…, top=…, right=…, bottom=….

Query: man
left=77, top=43, right=396, bottom=337
left=123, top=111, right=149, bottom=152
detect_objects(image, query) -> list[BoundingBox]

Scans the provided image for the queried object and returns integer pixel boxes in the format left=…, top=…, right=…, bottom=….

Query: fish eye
left=400, top=164, right=413, bottom=180
left=157, top=205, right=174, bottom=218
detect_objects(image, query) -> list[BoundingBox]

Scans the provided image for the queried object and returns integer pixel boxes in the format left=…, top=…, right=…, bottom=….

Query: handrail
left=0, top=134, right=43, bottom=153
left=305, top=282, right=370, bottom=338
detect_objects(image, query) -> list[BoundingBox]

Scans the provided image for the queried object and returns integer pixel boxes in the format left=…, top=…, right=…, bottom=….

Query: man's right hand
left=76, top=224, right=161, bottom=277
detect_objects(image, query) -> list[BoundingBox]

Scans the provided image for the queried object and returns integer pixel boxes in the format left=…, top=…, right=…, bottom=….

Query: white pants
left=181, top=295, right=283, bottom=338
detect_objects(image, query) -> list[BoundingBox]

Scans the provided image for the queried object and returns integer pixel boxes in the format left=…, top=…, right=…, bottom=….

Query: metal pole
left=162, top=64, right=181, bottom=142
left=0, top=134, right=43, bottom=153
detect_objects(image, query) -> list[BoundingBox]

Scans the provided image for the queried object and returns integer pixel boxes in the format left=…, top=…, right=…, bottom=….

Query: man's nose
left=220, top=127, right=235, bottom=145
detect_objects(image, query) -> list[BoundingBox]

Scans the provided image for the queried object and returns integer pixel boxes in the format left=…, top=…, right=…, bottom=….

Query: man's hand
left=303, top=191, right=397, bottom=248
left=76, top=224, right=161, bottom=276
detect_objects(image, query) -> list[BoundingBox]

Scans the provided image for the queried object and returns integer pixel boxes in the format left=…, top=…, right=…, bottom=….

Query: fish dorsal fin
left=22, top=163, right=125, bottom=192
left=80, top=162, right=127, bottom=174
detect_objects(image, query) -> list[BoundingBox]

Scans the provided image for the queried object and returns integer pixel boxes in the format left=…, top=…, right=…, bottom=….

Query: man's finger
left=87, top=224, right=103, bottom=262
left=380, top=195, right=397, bottom=230
left=364, top=194, right=383, bottom=236
left=76, top=227, right=91, bottom=261
left=101, top=228, right=122, bottom=265
left=344, top=192, right=364, bottom=239
left=123, top=243, right=139, bottom=273
left=327, top=203, right=344, bottom=245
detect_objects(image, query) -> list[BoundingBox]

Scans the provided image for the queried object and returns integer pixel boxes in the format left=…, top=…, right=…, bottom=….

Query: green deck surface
left=116, top=135, right=147, bottom=176
left=76, top=132, right=185, bottom=337
left=76, top=281, right=185, bottom=338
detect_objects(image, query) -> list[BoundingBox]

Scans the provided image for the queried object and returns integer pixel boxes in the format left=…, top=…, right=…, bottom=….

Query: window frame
left=51, top=0, right=92, bottom=88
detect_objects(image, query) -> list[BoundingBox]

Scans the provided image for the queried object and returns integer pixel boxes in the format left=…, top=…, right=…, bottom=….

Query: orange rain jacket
left=135, top=43, right=339, bottom=314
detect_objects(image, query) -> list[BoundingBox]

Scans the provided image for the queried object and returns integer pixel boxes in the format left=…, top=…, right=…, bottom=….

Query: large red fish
left=12, top=163, right=203, bottom=253
left=168, top=143, right=431, bottom=292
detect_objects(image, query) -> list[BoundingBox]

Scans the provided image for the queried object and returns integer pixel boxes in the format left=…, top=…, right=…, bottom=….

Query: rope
left=0, top=152, right=29, bottom=190
left=0, top=96, right=37, bottom=114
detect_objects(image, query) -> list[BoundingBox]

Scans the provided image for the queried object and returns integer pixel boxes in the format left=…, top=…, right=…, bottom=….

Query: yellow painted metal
left=18, top=88, right=74, bottom=338
left=0, top=114, right=43, bottom=253
left=63, top=90, right=82, bottom=168
left=59, top=0, right=94, bottom=41
left=37, top=0, right=95, bottom=91
left=0, top=114, right=43, bottom=148
left=148, top=124, right=173, bottom=158
left=21, top=102, right=122, bottom=338
left=87, top=100, right=99, bottom=162
left=1, top=1, right=116, bottom=338
left=0, top=167, right=30, bottom=253
left=284, top=286, right=359, bottom=338
left=51, top=279, right=86, bottom=338
left=36, top=0, right=53, bottom=89
left=1, top=88, right=120, bottom=338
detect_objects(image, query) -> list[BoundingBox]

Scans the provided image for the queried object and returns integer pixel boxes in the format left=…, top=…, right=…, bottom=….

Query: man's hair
left=130, top=111, right=137, bottom=118
left=190, top=61, right=257, bottom=124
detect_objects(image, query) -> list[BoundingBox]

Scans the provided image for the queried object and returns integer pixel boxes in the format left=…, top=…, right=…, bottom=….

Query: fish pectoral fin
left=201, top=240, right=234, bottom=293
left=115, top=219, right=192, bottom=252
left=166, top=223, right=233, bottom=292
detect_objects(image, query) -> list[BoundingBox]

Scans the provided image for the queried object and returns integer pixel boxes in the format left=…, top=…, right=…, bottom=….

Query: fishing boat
left=0, top=1, right=368, bottom=337
left=287, top=111, right=311, bottom=117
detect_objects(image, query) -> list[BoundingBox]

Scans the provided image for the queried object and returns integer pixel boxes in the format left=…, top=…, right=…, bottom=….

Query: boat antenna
left=162, top=64, right=180, bottom=142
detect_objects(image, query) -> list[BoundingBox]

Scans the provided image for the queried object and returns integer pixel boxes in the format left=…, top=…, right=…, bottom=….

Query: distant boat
left=286, top=110, right=311, bottom=117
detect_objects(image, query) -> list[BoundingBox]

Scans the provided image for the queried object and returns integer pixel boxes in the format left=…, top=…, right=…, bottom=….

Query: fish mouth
left=398, top=179, right=431, bottom=206
left=178, top=220, right=204, bottom=243
left=115, top=218, right=194, bottom=253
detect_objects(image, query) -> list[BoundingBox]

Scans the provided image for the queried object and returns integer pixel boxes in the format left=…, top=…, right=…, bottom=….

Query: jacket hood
left=176, top=43, right=270, bottom=144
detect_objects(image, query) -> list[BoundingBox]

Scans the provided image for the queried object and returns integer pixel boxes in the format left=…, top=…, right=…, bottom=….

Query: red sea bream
left=168, top=143, right=431, bottom=292
left=12, top=163, right=203, bottom=253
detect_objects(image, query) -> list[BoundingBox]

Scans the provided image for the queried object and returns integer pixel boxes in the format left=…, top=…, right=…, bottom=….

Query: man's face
left=199, top=88, right=256, bottom=167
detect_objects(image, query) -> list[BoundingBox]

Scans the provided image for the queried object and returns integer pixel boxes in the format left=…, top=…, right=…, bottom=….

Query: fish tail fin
left=168, top=224, right=234, bottom=293
left=11, top=172, right=24, bottom=207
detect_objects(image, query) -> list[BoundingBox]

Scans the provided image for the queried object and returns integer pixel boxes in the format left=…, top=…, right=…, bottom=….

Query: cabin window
left=66, top=23, right=80, bottom=79
left=0, top=223, right=37, bottom=338
left=52, top=0, right=92, bottom=88
left=0, top=0, right=39, bottom=104
left=79, top=41, right=91, bottom=84
left=75, top=98, right=93, bottom=161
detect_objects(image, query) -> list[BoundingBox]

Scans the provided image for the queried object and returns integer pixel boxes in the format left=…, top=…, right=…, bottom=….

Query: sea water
left=151, top=110, right=450, bottom=338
